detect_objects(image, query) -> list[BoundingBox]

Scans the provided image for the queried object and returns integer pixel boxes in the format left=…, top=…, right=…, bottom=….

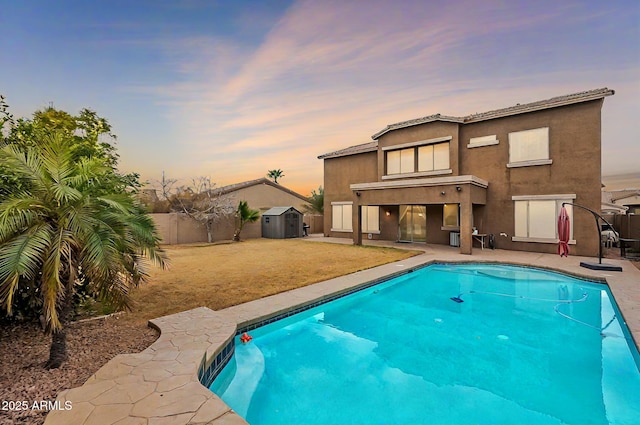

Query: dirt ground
left=0, top=318, right=158, bottom=425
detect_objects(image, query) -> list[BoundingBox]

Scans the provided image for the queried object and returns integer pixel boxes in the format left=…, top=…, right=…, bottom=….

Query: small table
left=472, top=233, right=487, bottom=250
left=620, top=238, right=640, bottom=258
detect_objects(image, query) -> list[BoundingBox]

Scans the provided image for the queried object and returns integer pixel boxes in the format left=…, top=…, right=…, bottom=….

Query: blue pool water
left=210, top=264, right=640, bottom=425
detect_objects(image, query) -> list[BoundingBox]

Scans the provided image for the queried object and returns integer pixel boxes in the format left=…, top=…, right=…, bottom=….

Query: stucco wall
left=322, top=99, right=606, bottom=256
left=323, top=151, right=378, bottom=237
left=458, top=100, right=603, bottom=256
left=151, top=213, right=209, bottom=244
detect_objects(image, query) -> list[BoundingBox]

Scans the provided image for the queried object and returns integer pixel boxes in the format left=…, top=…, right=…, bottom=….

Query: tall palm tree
left=267, top=169, right=284, bottom=184
left=233, top=201, right=260, bottom=241
left=0, top=132, right=167, bottom=368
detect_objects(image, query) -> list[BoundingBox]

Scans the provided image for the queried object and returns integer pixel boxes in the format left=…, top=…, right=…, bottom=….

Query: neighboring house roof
left=262, top=206, right=302, bottom=216
left=610, top=189, right=640, bottom=203
left=601, top=202, right=628, bottom=214
left=212, top=177, right=310, bottom=203
left=371, top=87, right=615, bottom=139
left=317, top=141, right=378, bottom=160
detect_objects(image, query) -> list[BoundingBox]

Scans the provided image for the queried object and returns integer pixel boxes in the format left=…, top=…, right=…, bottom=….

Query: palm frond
left=50, top=182, right=83, bottom=204
left=0, top=129, right=167, bottom=332
left=0, top=143, right=48, bottom=189
left=0, top=196, right=46, bottom=243
left=0, top=224, right=52, bottom=312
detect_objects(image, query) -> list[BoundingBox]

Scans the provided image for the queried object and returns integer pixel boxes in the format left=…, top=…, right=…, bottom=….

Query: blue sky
left=1, top=0, right=638, bottom=194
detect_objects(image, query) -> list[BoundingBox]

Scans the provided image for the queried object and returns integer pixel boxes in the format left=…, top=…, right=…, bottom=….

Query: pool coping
left=44, top=248, right=640, bottom=425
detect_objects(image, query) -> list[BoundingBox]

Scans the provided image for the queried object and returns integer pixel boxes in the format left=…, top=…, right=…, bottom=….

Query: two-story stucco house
left=319, top=88, right=614, bottom=256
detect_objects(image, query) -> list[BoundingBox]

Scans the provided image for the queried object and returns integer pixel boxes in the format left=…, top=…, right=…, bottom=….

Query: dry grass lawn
left=128, top=239, right=418, bottom=322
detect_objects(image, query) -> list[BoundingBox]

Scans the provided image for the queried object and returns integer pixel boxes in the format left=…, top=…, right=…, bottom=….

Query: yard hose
left=450, top=290, right=617, bottom=335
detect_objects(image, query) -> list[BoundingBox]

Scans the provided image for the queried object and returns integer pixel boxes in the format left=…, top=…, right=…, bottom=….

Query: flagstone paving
left=45, top=241, right=640, bottom=425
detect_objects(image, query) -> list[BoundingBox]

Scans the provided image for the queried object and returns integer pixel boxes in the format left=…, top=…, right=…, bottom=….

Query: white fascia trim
left=351, top=175, right=489, bottom=191
left=511, top=237, right=577, bottom=245
left=507, top=159, right=553, bottom=168
left=382, top=169, right=453, bottom=180
left=467, top=139, right=499, bottom=148
left=511, top=194, right=576, bottom=201
left=381, top=136, right=452, bottom=151
left=331, top=201, right=354, bottom=205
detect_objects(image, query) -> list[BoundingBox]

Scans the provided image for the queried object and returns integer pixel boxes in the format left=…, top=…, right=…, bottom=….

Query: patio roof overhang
left=350, top=175, right=488, bottom=206
left=350, top=175, right=488, bottom=191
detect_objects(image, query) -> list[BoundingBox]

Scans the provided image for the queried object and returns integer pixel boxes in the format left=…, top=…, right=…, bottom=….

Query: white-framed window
left=467, top=134, right=499, bottom=148
left=386, top=142, right=450, bottom=175
left=361, top=206, right=380, bottom=233
left=443, top=203, right=459, bottom=227
left=418, top=142, right=449, bottom=172
left=507, top=127, right=552, bottom=168
left=386, top=148, right=415, bottom=175
left=512, top=194, right=575, bottom=243
left=331, top=202, right=353, bottom=232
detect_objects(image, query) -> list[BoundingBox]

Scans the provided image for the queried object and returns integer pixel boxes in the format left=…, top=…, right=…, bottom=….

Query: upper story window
left=384, top=137, right=451, bottom=179
left=507, top=127, right=552, bottom=168
left=418, top=143, right=449, bottom=172
left=386, top=148, right=414, bottom=174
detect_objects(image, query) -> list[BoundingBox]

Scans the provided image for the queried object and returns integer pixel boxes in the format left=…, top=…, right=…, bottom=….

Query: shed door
left=285, top=213, right=299, bottom=238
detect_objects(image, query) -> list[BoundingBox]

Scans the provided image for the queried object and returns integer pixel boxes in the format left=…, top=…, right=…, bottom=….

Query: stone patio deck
left=45, top=241, right=640, bottom=425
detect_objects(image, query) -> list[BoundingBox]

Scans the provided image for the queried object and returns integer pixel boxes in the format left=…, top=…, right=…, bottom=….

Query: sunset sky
left=2, top=0, right=638, bottom=195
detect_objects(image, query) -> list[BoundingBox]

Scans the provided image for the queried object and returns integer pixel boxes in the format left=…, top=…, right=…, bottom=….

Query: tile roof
left=320, top=88, right=614, bottom=160
left=371, top=88, right=614, bottom=139
left=462, top=88, right=615, bottom=124
left=371, top=114, right=462, bottom=140
left=609, top=189, right=640, bottom=202
left=317, top=141, right=378, bottom=159
left=212, top=177, right=310, bottom=202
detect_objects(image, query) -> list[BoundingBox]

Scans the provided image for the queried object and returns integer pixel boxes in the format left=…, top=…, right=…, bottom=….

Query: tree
left=233, top=201, right=260, bottom=242
left=267, top=169, right=284, bottom=184
left=1, top=101, right=141, bottom=202
left=0, top=131, right=167, bottom=368
left=1, top=95, right=28, bottom=199
left=303, top=186, right=324, bottom=214
left=158, top=175, right=235, bottom=243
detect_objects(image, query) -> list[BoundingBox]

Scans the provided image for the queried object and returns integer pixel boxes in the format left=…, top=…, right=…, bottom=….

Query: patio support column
left=460, top=196, right=473, bottom=255
left=353, top=195, right=362, bottom=246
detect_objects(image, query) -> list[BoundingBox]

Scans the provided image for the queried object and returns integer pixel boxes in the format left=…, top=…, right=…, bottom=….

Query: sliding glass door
left=399, top=205, right=426, bottom=242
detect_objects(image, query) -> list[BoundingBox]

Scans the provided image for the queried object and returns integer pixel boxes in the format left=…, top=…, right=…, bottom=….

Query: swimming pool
left=210, top=263, right=640, bottom=425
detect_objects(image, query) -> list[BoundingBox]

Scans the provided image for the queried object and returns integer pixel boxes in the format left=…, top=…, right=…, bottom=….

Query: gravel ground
left=0, top=317, right=158, bottom=425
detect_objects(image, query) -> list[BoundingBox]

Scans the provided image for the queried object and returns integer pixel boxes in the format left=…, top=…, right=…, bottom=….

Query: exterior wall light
left=456, top=186, right=462, bottom=191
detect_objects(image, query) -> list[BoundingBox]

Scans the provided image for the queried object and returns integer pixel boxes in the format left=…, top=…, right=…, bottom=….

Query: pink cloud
left=119, top=0, right=639, bottom=192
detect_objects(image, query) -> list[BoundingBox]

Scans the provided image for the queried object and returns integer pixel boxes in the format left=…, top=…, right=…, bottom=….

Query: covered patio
left=349, top=175, right=488, bottom=254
